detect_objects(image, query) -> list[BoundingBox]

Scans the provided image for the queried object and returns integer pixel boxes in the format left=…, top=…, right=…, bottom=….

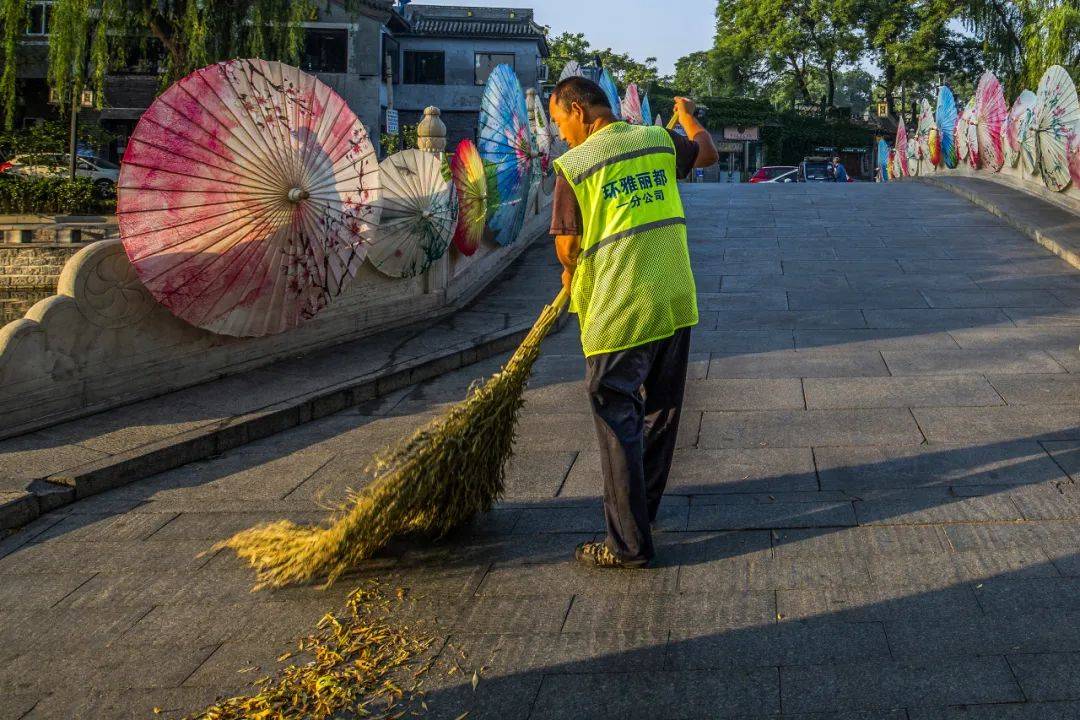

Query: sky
left=411, top=0, right=718, bottom=76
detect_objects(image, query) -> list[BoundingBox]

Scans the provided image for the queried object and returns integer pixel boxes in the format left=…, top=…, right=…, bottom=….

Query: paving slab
left=698, top=408, right=924, bottom=448
left=804, top=375, right=1003, bottom=408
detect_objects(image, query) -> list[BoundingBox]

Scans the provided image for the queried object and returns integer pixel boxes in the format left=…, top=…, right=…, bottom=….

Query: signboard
left=716, top=141, right=743, bottom=153
left=723, top=126, right=759, bottom=141
left=814, top=146, right=869, bottom=154
left=877, top=102, right=889, bottom=117
left=386, top=108, right=399, bottom=135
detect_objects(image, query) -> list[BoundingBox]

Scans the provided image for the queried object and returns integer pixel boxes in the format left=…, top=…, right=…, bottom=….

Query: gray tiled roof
left=407, top=17, right=546, bottom=38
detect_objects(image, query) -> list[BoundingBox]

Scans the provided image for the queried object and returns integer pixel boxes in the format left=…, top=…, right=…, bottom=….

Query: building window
left=25, top=2, right=53, bottom=36
left=475, top=53, right=514, bottom=86
left=403, top=51, right=445, bottom=85
left=301, top=28, right=348, bottom=73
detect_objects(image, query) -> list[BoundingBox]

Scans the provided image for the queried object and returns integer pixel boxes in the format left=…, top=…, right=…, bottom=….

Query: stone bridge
left=4, top=178, right=1080, bottom=719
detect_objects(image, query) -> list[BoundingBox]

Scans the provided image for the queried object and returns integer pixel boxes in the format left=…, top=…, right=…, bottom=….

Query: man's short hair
left=551, top=76, right=612, bottom=113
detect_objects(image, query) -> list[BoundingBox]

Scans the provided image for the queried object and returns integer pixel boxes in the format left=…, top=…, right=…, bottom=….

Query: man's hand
left=673, top=96, right=720, bottom=169
left=555, top=234, right=581, bottom=294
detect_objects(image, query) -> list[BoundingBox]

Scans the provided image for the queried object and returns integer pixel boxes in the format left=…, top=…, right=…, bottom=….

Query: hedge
left=0, top=174, right=113, bottom=215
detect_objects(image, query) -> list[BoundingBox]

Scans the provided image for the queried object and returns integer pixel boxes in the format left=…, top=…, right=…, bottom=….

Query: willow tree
left=0, top=0, right=316, bottom=128
left=959, top=0, right=1080, bottom=94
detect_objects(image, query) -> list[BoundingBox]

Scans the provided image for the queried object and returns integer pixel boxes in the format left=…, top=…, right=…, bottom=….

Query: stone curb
left=917, top=176, right=1080, bottom=272
left=0, top=311, right=564, bottom=530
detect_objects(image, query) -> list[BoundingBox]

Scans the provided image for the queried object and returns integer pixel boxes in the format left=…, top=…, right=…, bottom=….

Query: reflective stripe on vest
left=553, top=122, right=698, bottom=357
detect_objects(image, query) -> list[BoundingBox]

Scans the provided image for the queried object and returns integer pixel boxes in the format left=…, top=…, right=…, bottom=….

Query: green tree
left=958, top=0, right=1080, bottom=93
left=715, top=0, right=861, bottom=108
left=673, top=51, right=714, bottom=96
left=0, top=0, right=317, bottom=129
left=546, top=30, right=659, bottom=88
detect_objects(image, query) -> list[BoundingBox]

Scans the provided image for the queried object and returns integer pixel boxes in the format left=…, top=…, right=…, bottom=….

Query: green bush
left=0, top=174, right=111, bottom=215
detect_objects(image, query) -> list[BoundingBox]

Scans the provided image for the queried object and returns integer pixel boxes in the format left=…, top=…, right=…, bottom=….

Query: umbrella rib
left=118, top=161, right=285, bottom=195
left=134, top=114, right=282, bottom=190
left=228, top=60, right=299, bottom=189
left=175, top=77, right=289, bottom=191
left=124, top=195, right=285, bottom=250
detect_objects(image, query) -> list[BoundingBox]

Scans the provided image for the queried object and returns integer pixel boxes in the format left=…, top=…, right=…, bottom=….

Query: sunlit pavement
left=6, top=182, right=1080, bottom=718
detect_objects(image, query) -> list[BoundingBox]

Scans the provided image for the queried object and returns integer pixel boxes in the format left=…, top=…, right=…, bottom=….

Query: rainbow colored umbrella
left=478, top=64, right=534, bottom=246
left=1034, top=64, right=1080, bottom=192
left=974, top=71, right=1007, bottom=171
left=117, top=59, right=381, bottom=337
left=450, top=140, right=490, bottom=256
left=936, top=86, right=959, bottom=169
left=599, top=68, right=622, bottom=120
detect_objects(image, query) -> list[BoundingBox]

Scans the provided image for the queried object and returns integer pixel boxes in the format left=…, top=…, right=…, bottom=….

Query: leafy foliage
left=0, top=0, right=318, bottom=129
left=0, top=119, right=114, bottom=160
left=548, top=31, right=659, bottom=89
left=0, top=174, right=108, bottom=214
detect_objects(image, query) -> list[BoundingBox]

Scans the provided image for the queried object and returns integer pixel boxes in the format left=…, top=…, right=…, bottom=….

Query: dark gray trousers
left=585, top=327, right=692, bottom=563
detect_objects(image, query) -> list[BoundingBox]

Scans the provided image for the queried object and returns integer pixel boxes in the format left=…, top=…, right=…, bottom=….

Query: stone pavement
left=6, top=181, right=1080, bottom=718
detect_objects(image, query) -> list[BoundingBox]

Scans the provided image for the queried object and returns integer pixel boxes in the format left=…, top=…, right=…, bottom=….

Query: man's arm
left=674, top=97, right=720, bottom=168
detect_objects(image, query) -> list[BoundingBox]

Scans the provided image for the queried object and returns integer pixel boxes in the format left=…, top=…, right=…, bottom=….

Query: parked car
left=0, top=153, right=120, bottom=195
left=799, top=157, right=833, bottom=182
left=750, top=165, right=798, bottom=183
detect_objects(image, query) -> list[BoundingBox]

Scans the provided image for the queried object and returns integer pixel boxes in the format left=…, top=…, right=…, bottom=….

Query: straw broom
left=217, top=288, right=570, bottom=589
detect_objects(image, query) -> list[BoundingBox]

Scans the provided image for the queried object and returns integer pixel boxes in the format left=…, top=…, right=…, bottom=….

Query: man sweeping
left=548, top=77, right=719, bottom=569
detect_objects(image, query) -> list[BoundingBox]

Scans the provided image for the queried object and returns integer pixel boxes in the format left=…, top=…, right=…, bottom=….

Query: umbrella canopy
left=621, top=83, right=645, bottom=125
left=1004, top=90, right=1036, bottom=169
left=960, top=97, right=980, bottom=168
left=1069, top=131, right=1080, bottom=189
left=878, top=139, right=890, bottom=182
left=368, top=150, right=456, bottom=279
left=895, top=117, right=909, bottom=176
left=478, top=64, right=534, bottom=246
left=559, top=61, right=583, bottom=82
left=974, top=72, right=1008, bottom=171
left=1034, top=64, right=1080, bottom=192
left=526, top=88, right=554, bottom=172
left=654, top=114, right=664, bottom=127
left=117, top=59, right=380, bottom=338
left=917, top=99, right=937, bottom=169
left=936, top=86, right=959, bottom=169
left=641, top=94, right=653, bottom=129
left=906, top=138, right=920, bottom=176
left=450, top=140, right=489, bottom=256
left=599, top=69, right=622, bottom=120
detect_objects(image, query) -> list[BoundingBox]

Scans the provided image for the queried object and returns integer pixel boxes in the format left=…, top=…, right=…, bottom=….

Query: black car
left=799, top=157, right=833, bottom=182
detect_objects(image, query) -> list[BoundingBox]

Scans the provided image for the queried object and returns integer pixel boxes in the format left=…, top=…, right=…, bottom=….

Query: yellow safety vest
left=553, top=122, right=698, bottom=357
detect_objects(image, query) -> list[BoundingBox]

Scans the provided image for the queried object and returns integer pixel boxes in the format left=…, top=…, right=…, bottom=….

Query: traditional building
left=387, top=3, right=550, bottom=148
left=9, top=1, right=548, bottom=160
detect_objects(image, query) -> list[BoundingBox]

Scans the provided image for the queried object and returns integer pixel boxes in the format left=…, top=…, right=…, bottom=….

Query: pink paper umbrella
left=974, top=71, right=1007, bottom=171
left=118, top=59, right=381, bottom=337
left=895, top=117, right=909, bottom=176
left=621, top=84, right=645, bottom=125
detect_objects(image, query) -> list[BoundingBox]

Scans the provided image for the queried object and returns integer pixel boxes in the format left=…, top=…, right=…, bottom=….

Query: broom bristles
left=218, top=289, right=570, bottom=589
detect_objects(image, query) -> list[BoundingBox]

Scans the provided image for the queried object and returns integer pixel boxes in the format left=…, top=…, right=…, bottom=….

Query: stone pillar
left=416, top=106, right=450, bottom=295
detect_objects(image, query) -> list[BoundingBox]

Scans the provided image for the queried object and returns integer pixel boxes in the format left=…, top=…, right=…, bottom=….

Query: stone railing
left=907, top=153, right=1080, bottom=213
left=0, top=107, right=554, bottom=438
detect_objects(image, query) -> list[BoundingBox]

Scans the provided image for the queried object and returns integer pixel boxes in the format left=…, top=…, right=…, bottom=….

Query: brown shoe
left=574, top=541, right=650, bottom=569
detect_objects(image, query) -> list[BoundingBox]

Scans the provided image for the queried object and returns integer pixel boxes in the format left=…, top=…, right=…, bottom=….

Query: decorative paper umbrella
left=1004, top=90, right=1035, bottom=168
left=559, top=61, right=583, bottom=82
left=916, top=99, right=937, bottom=169
left=526, top=88, right=553, bottom=171
left=967, top=97, right=984, bottom=169
left=1069, top=130, right=1080, bottom=189
left=888, top=148, right=898, bottom=179
left=906, top=138, right=920, bottom=177
left=118, top=59, right=380, bottom=337
left=936, top=86, right=959, bottom=169
left=974, top=71, right=1007, bottom=171
left=895, top=117, right=909, bottom=177
left=450, top=140, right=490, bottom=256
left=654, top=114, right=664, bottom=127
left=478, top=64, right=534, bottom=246
left=956, top=103, right=969, bottom=164
left=1034, top=64, right=1080, bottom=192
left=641, top=94, right=653, bottom=129
left=368, top=150, right=456, bottom=279
left=599, top=68, right=622, bottom=120
left=621, top=83, right=645, bottom=125
left=878, top=139, right=890, bottom=182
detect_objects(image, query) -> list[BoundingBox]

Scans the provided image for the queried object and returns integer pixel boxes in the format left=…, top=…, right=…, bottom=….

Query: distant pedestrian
left=832, top=157, right=849, bottom=183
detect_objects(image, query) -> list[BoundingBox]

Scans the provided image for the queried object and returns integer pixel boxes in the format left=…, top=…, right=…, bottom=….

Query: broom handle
left=666, top=114, right=680, bottom=130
